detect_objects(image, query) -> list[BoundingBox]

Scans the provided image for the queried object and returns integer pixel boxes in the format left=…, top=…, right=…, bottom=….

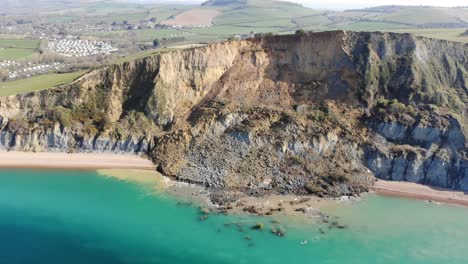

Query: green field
left=0, top=48, right=37, bottom=60
left=0, top=71, right=87, bottom=97
left=0, top=39, right=41, bottom=60
left=0, top=39, right=40, bottom=49
left=339, top=21, right=412, bottom=31
left=390, top=28, right=468, bottom=43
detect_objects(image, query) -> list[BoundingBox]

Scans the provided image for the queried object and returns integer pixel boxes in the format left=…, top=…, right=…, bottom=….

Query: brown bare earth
left=374, top=180, right=468, bottom=207
left=162, top=9, right=219, bottom=27
left=0, top=151, right=156, bottom=170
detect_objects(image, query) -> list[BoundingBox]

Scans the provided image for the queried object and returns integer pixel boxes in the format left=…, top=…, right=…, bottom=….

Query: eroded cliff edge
left=0, top=31, right=466, bottom=198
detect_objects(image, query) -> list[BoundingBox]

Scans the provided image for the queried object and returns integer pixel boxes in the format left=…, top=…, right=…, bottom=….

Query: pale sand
left=0, top=151, right=156, bottom=170
left=97, top=169, right=341, bottom=223
left=374, top=180, right=468, bottom=207
left=98, top=169, right=212, bottom=205
left=97, top=169, right=165, bottom=185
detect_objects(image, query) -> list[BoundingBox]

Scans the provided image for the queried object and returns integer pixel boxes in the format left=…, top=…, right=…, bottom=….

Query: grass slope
left=0, top=71, right=86, bottom=97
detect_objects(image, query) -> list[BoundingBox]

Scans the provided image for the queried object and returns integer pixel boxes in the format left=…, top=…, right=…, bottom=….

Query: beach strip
left=374, top=180, right=468, bottom=207
left=0, top=151, right=156, bottom=170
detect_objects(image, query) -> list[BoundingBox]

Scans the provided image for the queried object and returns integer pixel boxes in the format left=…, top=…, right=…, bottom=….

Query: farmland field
left=389, top=28, right=468, bottom=43
left=162, top=9, right=220, bottom=27
left=339, top=21, right=412, bottom=31
left=0, top=39, right=41, bottom=60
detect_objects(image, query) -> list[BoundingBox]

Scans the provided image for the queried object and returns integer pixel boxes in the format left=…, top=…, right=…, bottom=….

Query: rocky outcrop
left=0, top=122, right=151, bottom=153
left=0, top=31, right=466, bottom=196
left=366, top=114, right=467, bottom=190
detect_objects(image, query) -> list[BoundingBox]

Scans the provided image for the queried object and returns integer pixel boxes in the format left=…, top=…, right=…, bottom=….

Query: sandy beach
left=374, top=180, right=468, bottom=207
left=1, top=150, right=467, bottom=210
left=0, top=151, right=156, bottom=170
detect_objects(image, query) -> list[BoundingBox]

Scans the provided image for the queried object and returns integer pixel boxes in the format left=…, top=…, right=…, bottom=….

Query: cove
left=0, top=169, right=467, bottom=264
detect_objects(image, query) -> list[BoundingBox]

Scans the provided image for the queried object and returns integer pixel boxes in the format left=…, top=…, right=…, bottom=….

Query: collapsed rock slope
left=0, top=31, right=466, bottom=196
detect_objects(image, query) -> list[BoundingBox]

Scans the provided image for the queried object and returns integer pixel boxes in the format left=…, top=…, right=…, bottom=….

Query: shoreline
left=98, top=169, right=349, bottom=223
left=0, top=151, right=156, bottom=171
left=373, top=180, right=468, bottom=207
left=0, top=151, right=467, bottom=209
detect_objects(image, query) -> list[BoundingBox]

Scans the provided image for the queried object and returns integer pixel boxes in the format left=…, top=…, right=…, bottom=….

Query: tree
left=150, top=17, right=157, bottom=23
left=39, top=39, right=49, bottom=53
left=0, top=68, right=8, bottom=81
left=123, top=20, right=128, bottom=25
left=153, top=39, right=159, bottom=47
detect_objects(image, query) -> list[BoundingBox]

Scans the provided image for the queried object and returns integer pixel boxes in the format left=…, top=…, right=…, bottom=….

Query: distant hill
left=202, top=0, right=247, bottom=6
left=2, top=0, right=468, bottom=47
left=202, top=0, right=302, bottom=7
left=199, top=1, right=468, bottom=30
left=3, top=0, right=468, bottom=30
left=202, top=0, right=319, bottom=31
left=0, top=0, right=102, bottom=13
left=337, top=5, right=468, bottom=28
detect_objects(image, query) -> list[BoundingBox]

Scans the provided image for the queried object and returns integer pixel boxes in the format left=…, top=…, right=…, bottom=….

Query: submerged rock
left=271, top=227, right=286, bottom=237
left=251, top=223, right=264, bottom=230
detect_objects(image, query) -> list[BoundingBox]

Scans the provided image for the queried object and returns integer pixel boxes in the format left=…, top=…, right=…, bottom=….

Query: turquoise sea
left=0, top=169, right=467, bottom=264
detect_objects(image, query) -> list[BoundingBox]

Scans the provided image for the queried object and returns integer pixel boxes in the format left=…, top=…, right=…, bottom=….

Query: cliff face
left=0, top=31, right=466, bottom=197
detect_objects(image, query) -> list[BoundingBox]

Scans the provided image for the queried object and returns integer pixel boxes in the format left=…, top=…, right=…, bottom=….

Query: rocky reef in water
left=0, top=31, right=466, bottom=198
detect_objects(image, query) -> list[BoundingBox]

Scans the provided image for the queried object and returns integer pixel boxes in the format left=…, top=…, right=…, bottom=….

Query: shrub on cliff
left=7, top=117, right=29, bottom=133
left=295, top=29, right=305, bottom=36
left=374, top=98, right=417, bottom=124
left=305, top=181, right=323, bottom=194
left=51, top=107, right=73, bottom=128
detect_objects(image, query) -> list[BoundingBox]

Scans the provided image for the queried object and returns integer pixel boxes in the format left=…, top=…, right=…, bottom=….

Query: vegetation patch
left=373, top=98, right=417, bottom=125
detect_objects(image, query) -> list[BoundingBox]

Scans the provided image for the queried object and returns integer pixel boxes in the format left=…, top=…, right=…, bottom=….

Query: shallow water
left=0, top=169, right=467, bottom=263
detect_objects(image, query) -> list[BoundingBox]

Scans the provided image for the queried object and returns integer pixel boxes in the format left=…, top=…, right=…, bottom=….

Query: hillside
left=151, top=2, right=468, bottom=45
left=178, top=2, right=468, bottom=33
left=0, top=0, right=102, bottom=13
left=334, top=5, right=468, bottom=29
left=2, top=0, right=468, bottom=49
left=0, top=31, right=466, bottom=201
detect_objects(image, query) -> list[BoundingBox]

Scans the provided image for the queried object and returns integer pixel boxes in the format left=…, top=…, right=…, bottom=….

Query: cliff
left=0, top=31, right=466, bottom=199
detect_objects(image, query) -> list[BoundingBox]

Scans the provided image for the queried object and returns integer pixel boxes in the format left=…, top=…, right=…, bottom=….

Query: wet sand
left=374, top=180, right=468, bottom=207
left=0, top=151, right=156, bottom=170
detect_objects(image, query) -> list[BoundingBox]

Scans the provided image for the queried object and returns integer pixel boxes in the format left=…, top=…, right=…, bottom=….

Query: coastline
left=0, top=151, right=467, bottom=209
left=0, top=151, right=156, bottom=171
left=98, top=169, right=349, bottom=223
left=373, top=180, right=468, bottom=207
